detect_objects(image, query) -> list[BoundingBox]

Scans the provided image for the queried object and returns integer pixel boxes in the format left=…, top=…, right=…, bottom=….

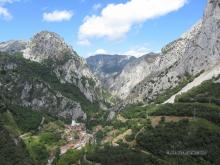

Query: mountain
left=84, top=5, right=220, bottom=160
left=1, top=0, right=220, bottom=165
left=0, top=31, right=104, bottom=121
left=125, top=22, right=203, bottom=103
left=86, top=54, right=136, bottom=87
left=105, top=52, right=160, bottom=99
left=92, top=0, right=219, bottom=105
left=86, top=53, right=160, bottom=100
left=79, top=66, right=220, bottom=165
left=126, top=0, right=220, bottom=104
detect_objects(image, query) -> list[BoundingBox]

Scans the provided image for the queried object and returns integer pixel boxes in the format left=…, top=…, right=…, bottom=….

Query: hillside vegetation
left=83, top=77, right=220, bottom=164
left=0, top=52, right=107, bottom=126
left=1, top=50, right=220, bottom=164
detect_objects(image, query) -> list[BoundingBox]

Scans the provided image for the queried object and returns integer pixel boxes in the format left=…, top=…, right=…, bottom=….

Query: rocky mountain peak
left=23, top=31, right=75, bottom=62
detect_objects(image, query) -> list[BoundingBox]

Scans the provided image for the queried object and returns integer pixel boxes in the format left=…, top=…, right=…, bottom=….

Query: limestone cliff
left=127, top=0, right=220, bottom=103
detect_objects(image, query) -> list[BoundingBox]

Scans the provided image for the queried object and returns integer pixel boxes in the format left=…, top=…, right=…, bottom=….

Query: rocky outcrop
left=23, top=31, right=73, bottom=62
left=53, top=57, right=99, bottom=102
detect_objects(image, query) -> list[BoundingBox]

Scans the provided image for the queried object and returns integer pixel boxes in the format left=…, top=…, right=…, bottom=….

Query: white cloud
left=0, top=0, right=19, bottom=4
left=79, top=0, right=187, bottom=41
left=0, top=0, right=19, bottom=20
left=95, top=49, right=108, bottom=54
left=92, top=3, right=102, bottom=11
left=77, top=39, right=91, bottom=46
left=87, top=48, right=108, bottom=57
left=0, top=6, right=12, bottom=20
left=123, top=45, right=151, bottom=57
left=43, top=10, right=73, bottom=22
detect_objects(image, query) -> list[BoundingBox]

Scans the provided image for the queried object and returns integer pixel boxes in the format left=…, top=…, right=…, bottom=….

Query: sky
left=0, top=0, right=207, bottom=57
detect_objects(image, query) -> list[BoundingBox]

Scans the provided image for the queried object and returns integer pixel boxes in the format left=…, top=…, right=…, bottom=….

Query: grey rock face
left=183, top=0, right=220, bottom=74
left=107, top=111, right=116, bottom=121
left=0, top=59, right=85, bottom=120
left=20, top=82, right=85, bottom=120
left=106, top=53, right=160, bottom=99
left=54, top=57, right=99, bottom=102
left=23, top=31, right=74, bottom=62
left=125, top=22, right=203, bottom=103
left=0, top=40, right=27, bottom=54
left=86, top=24, right=201, bottom=101
left=126, top=0, right=220, bottom=104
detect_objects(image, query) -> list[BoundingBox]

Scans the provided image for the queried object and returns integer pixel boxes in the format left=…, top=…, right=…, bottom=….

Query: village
left=60, top=120, right=94, bottom=155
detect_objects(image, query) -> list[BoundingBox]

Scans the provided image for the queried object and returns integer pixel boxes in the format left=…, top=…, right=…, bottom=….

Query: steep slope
left=106, top=53, right=160, bottom=99
left=0, top=102, right=34, bottom=165
left=23, top=31, right=101, bottom=102
left=94, top=21, right=201, bottom=101
left=183, top=0, right=220, bottom=74
left=126, top=22, right=202, bottom=103
left=0, top=31, right=105, bottom=120
left=0, top=52, right=86, bottom=120
left=165, top=63, right=220, bottom=103
left=86, top=54, right=136, bottom=87
left=0, top=31, right=103, bottom=103
left=0, top=119, right=33, bottom=165
left=125, top=0, right=220, bottom=104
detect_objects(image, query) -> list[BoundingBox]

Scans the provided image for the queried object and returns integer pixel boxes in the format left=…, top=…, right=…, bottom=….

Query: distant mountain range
left=86, top=54, right=136, bottom=86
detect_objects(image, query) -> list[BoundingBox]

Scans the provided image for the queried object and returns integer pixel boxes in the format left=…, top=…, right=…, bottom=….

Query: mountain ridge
left=127, top=0, right=220, bottom=104
left=0, top=31, right=106, bottom=121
